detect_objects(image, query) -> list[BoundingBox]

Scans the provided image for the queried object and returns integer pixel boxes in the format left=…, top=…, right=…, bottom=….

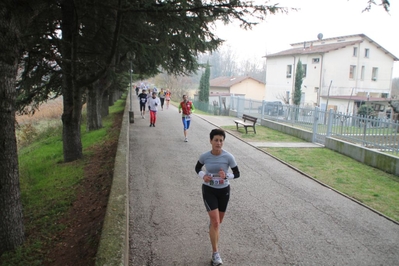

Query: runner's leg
left=208, top=209, right=220, bottom=253
left=150, top=111, right=155, bottom=125
left=182, top=117, right=187, bottom=138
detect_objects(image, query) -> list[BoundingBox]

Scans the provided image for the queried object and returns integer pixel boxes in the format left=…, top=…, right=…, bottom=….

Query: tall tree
left=293, top=59, right=304, bottom=106
left=0, top=0, right=49, bottom=254
left=199, top=71, right=206, bottom=101
left=203, top=61, right=211, bottom=103
left=198, top=61, right=211, bottom=102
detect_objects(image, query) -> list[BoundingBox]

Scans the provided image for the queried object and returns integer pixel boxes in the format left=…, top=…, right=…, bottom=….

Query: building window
left=286, top=65, right=292, bottom=78
left=361, top=66, right=365, bottom=80
left=373, top=104, right=385, bottom=112
left=365, top=48, right=370, bottom=58
left=371, top=67, right=378, bottom=81
left=302, top=64, right=307, bottom=77
left=312, top=58, right=320, bottom=63
left=353, top=47, right=358, bottom=57
left=349, top=65, right=356, bottom=79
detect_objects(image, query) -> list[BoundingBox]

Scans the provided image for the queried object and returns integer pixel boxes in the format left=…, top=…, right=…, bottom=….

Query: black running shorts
left=202, top=184, right=230, bottom=212
left=140, top=103, right=146, bottom=111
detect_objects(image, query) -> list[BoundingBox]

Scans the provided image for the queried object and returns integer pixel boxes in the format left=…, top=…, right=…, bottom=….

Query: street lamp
left=128, top=53, right=134, bottom=123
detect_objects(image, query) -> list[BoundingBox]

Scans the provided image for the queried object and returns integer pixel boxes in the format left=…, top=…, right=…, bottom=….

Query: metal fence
left=194, top=97, right=399, bottom=155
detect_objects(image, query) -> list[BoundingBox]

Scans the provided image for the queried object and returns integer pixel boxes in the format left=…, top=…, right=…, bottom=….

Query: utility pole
left=129, top=60, right=134, bottom=123
left=324, top=80, right=332, bottom=124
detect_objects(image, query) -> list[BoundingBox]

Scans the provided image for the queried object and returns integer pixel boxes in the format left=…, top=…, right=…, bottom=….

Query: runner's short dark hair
left=210, top=129, right=226, bottom=140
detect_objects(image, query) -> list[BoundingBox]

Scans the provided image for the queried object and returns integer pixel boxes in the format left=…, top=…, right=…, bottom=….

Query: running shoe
left=149, top=124, right=153, bottom=127
left=153, top=124, right=155, bottom=127
left=184, top=137, right=188, bottom=142
left=211, top=252, right=223, bottom=266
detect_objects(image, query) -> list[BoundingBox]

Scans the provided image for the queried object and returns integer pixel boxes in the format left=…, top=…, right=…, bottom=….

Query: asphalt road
left=128, top=101, right=399, bottom=266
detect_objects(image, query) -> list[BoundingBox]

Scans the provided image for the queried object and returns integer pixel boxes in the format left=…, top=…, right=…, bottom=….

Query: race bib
left=185, top=115, right=191, bottom=121
left=209, top=179, right=225, bottom=185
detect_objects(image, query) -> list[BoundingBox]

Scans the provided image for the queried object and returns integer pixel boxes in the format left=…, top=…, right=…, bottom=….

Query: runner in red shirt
left=178, top=95, right=195, bottom=142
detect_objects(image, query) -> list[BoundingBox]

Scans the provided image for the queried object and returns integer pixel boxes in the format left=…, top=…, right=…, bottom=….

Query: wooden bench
left=234, top=114, right=257, bottom=134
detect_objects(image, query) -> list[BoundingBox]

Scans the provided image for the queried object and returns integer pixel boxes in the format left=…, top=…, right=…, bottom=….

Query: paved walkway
left=127, top=104, right=399, bottom=265
left=195, top=114, right=322, bottom=148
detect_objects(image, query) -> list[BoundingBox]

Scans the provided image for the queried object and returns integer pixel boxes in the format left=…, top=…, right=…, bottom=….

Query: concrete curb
left=95, top=96, right=129, bottom=266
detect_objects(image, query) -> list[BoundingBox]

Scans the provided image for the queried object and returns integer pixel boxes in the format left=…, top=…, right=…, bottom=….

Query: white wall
left=265, top=56, right=294, bottom=102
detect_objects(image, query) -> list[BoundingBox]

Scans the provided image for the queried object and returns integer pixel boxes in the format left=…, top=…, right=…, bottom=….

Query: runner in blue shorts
left=178, top=95, right=195, bottom=142
left=195, top=129, right=240, bottom=266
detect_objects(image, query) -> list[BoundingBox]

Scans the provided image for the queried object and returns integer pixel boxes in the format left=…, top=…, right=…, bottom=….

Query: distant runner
left=148, top=92, right=161, bottom=127
left=178, top=95, right=195, bottom=142
left=165, top=89, right=171, bottom=109
left=138, top=89, right=148, bottom=118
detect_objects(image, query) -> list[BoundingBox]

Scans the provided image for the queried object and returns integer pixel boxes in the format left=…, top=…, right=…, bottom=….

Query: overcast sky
left=215, top=0, right=399, bottom=77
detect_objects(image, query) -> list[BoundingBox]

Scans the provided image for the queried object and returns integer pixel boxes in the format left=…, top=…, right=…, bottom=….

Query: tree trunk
left=101, top=89, right=109, bottom=118
left=86, top=83, right=103, bottom=131
left=0, top=10, right=25, bottom=253
left=108, top=87, right=115, bottom=106
left=61, top=0, right=83, bottom=162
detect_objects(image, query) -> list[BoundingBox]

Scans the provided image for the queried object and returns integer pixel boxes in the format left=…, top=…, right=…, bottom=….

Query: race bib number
left=185, top=115, right=191, bottom=121
left=209, top=179, right=225, bottom=185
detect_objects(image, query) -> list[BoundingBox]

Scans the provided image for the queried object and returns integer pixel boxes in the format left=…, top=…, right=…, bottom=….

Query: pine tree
left=203, top=61, right=211, bottom=103
left=294, top=60, right=304, bottom=106
left=199, top=72, right=205, bottom=101
left=198, top=61, right=211, bottom=103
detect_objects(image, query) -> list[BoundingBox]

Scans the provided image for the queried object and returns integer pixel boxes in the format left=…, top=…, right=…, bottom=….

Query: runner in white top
left=147, top=92, right=161, bottom=127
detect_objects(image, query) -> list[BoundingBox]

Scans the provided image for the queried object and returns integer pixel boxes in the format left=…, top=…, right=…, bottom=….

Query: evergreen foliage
left=357, top=104, right=377, bottom=117
left=199, top=72, right=206, bottom=101
left=294, top=60, right=304, bottom=105
left=204, top=62, right=211, bottom=103
left=198, top=61, right=211, bottom=103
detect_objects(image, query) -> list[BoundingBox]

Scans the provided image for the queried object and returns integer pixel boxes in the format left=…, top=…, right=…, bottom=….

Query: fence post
left=312, top=107, right=319, bottom=143
left=261, top=100, right=265, bottom=119
left=327, top=109, right=334, bottom=137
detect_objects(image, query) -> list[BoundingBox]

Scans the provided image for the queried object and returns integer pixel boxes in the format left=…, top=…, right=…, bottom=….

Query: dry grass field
left=15, top=98, right=64, bottom=147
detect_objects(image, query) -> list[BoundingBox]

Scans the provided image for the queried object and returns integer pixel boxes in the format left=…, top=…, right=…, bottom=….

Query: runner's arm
left=195, top=161, right=204, bottom=174
left=229, top=166, right=240, bottom=179
left=195, top=161, right=209, bottom=179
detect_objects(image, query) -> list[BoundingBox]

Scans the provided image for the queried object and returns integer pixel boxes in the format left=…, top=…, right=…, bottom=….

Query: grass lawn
left=222, top=125, right=399, bottom=223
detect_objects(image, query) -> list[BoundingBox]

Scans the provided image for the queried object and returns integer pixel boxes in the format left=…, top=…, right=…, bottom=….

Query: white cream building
left=265, top=34, right=398, bottom=115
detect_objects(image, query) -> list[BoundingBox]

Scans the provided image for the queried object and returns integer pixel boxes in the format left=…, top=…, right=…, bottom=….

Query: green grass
left=0, top=96, right=126, bottom=265
left=223, top=125, right=304, bottom=142
left=222, top=124, right=399, bottom=223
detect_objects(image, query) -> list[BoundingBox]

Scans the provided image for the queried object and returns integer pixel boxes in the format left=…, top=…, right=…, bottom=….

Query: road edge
left=95, top=95, right=130, bottom=266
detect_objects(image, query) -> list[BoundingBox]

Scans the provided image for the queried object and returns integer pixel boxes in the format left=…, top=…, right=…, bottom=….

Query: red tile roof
left=266, top=34, right=398, bottom=60
left=267, top=40, right=362, bottom=57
